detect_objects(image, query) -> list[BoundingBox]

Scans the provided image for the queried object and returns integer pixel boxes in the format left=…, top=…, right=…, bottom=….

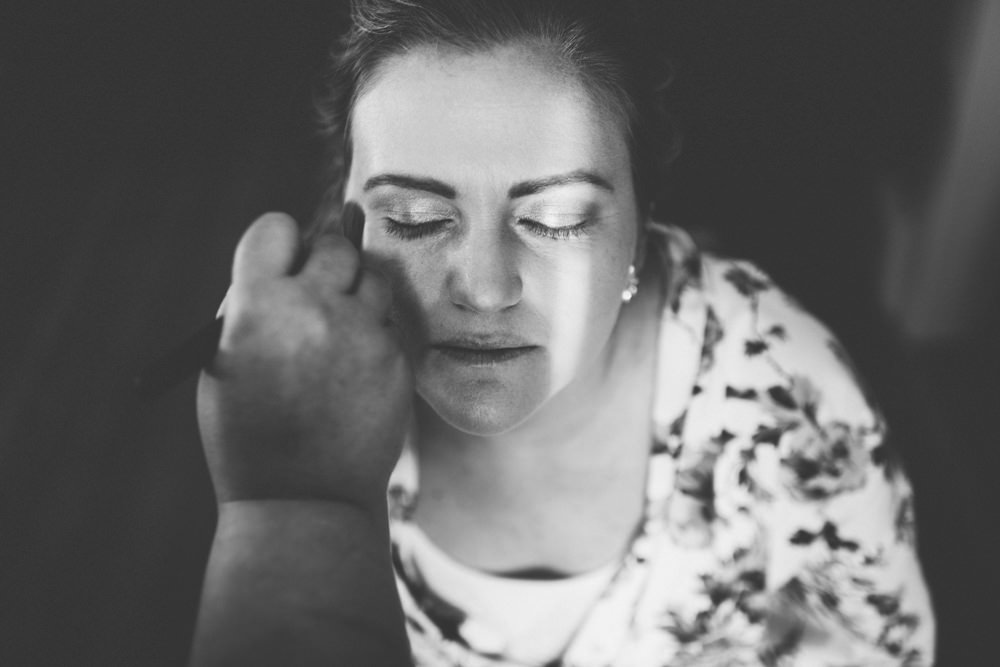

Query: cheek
left=362, top=245, right=438, bottom=350
left=535, top=248, right=628, bottom=386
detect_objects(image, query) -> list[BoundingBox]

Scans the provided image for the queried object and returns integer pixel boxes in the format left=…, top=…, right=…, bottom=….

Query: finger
left=354, top=267, right=392, bottom=318
left=301, top=231, right=361, bottom=295
left=232, top=213, right=301, bottom=286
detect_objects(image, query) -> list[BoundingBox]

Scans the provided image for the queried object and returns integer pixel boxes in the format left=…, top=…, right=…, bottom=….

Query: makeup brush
left=135, top=202, right=365, bottom=399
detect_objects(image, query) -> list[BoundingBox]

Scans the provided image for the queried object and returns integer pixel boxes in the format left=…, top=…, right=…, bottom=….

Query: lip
left=433, top=334, right=535, bottom=349
left=430, top=335, right=539, bottom=366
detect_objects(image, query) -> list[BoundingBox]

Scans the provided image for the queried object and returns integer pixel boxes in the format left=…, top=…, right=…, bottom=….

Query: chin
left=417, top=382, right=542, bottom=436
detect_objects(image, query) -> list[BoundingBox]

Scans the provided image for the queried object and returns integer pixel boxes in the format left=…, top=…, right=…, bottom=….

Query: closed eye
left=382, top=217, right=450, bottom=240
left=517, top=217, right=590, bottom=240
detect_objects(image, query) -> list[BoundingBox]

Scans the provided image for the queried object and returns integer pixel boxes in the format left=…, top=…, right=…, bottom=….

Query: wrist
left=216, top=497, right=390, bottom=537
left=193, top=498, right=408, bottom=666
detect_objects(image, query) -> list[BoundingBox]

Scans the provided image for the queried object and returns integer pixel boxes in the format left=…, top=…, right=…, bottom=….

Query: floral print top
left=386, top=223, right=935, bottom=666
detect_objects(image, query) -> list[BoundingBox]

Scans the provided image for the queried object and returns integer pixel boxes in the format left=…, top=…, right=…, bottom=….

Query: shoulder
left=701, top=255, right=888, bottom=501
left=699, top=255, right=881, bottom=431
left=648, top=226, right=890, bottom=502
left=648, top=228, right=934, bottom=662
left=650, top=224, right=881, bottom=432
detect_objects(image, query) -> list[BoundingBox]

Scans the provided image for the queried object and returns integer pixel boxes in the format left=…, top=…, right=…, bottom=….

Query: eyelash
left=382, top=217, right=450, bottom=240
left=516, top=217, right=590, bottom=240
left=382, top=217, right=589, bottom=241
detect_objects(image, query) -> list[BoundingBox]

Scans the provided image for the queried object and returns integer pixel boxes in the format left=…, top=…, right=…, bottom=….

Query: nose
left=446, top=224, right=522, bottom=313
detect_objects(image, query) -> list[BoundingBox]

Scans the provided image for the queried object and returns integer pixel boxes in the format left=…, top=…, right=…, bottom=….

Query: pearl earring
left=622, top=264, right=639, bottom=303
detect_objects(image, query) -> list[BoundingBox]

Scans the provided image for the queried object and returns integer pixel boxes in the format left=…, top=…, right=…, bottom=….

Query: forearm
left=189, top=500, right=411, bottom=666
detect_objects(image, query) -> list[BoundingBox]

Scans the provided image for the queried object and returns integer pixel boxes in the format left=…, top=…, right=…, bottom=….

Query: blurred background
left=1, top=2, right=996, bottom=664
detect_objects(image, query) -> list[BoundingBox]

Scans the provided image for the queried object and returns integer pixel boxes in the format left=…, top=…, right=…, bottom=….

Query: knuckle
left=318, top=234, right=358, bottom=265
left=310, top=238, right=360, bottom=288
left=224, top=306, right=260, bottom=350
left=293, top=305, right=334, bottom=346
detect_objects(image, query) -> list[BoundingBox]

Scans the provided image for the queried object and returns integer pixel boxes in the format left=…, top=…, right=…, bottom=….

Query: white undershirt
left=408, top=525, right=620, bottom=666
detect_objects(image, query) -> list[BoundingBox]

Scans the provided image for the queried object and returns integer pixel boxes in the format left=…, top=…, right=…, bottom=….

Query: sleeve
left=687, top=260, right=937, bottom=666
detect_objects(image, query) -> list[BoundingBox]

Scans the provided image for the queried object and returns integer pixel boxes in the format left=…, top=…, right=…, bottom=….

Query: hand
left=197, top=211, right=412, bottom=511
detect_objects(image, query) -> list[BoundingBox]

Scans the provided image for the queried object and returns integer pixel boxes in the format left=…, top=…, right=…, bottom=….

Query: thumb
left=232, top=213, right=302, bottom=286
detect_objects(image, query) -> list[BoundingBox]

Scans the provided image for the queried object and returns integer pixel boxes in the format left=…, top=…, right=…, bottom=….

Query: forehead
left=348, top=44, right=631, bottom=189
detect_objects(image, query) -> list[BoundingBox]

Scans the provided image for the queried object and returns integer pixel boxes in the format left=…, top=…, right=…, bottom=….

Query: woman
left=192, top=1, right=935, bottom=664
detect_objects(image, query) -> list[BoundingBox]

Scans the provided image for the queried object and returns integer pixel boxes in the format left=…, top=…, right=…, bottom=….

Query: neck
left=412, top=273, right=664, bottom=575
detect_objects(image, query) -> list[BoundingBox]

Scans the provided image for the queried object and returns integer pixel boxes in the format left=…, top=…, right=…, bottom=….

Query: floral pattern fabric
left=386, top=223, right=935, bottom=666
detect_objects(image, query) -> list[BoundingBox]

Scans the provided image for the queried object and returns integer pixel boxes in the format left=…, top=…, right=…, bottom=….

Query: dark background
left=2, top=3, right=995, bottom=665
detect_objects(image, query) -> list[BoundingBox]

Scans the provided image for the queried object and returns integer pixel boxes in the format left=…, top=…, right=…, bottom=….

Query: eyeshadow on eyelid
left=369, top=190, right=447, bottom=207
left=375, top=200, right=455, bottom=217
left=517, top=201, right=600, bottom=219
left=384, top=207, right=453, bottom=219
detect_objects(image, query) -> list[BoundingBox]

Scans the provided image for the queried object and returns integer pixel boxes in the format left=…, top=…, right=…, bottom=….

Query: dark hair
left=312, top=0, right=678, bottom=233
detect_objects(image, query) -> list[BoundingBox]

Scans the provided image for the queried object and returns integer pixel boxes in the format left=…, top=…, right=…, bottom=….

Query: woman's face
left=344, top=44, right=639, bottom=436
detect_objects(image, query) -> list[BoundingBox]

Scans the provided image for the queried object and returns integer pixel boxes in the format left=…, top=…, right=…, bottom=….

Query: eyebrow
left=362, top=169, right=614, bottom=200
left=507, top=170, right=614, bottom=198
left=363, top=174, right=456, bottom=198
